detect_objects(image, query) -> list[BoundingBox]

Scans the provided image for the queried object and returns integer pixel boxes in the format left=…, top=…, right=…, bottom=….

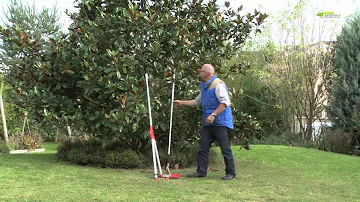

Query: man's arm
left=174, top=92, right=201, bottom=107
left=173, top=99, right=197, bottom=107
left=206, top=103, right=228, bottom=124
left=205, top=83, right=230, bottom=124
left=211, top=103, right=227, bottom=116
left=212, top=83, right=230, bottom=115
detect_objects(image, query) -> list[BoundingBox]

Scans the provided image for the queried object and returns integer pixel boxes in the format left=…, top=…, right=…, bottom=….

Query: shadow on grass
left=0, top=153, right=58, bottom=168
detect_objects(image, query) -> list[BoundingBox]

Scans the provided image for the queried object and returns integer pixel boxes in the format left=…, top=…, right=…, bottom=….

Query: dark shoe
left=187, top=172, right=206, bottom=178
left=222, top=174, right=236, bottom=180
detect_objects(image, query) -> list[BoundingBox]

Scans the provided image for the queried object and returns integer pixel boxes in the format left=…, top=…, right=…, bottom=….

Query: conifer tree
left=328, top=13, right=360, bottom=130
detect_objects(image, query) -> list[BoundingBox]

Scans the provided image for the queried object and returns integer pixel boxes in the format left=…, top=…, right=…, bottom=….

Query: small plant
left=0, top=141, right=9, bottom=154
left=8, top=135, right=22, bottom=150
left=20, top=133, right=42, bottom=150
left=8, top=133, right=43, bottom=150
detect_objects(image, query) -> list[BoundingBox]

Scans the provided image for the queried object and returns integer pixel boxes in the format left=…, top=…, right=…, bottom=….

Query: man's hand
left=206, top=115, right=215, bottom=124
left=173, top=100, right=182, bottom=108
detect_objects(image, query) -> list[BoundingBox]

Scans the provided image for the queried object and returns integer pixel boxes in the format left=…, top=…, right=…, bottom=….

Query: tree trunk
left=67, top=125, right=71, bottom=137
left=0, top=79, right=9, bottom=146
left=306, top=104, right=314, bottom=143
left=306, top=117, right=313, bottom=143
left=55, top=127, right=59, bottom=143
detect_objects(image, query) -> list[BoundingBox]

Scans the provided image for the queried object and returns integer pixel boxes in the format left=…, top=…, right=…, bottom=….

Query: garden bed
left=9, top=148, right=46, bottom=154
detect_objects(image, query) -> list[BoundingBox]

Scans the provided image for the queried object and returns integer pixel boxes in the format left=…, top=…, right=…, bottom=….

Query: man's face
left=198, top=68, right=207, bottom=81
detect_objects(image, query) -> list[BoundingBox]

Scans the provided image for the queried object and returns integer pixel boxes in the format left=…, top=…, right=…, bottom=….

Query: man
left=173, top=64, right=236, bottom=180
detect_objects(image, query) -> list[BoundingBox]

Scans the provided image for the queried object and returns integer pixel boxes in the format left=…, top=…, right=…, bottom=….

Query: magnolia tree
left=0, top=0, right=267, bottom=152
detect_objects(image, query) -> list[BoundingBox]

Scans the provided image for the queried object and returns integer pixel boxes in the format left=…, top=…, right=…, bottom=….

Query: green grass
left=0, top=143, right=359, bottom=202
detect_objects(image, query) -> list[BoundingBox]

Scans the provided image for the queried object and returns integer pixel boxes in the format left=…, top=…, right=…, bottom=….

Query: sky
left=0, top=0, right=359, bottom=42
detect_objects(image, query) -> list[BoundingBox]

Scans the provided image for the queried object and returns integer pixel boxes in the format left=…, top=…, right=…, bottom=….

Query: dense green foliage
left=0, top=0, right=62, bottom=140
left=328, top=13, right=360, bottom=129
left=0, top=0, right=267, bottom=159
left=327, top=13, right=360, bottom=150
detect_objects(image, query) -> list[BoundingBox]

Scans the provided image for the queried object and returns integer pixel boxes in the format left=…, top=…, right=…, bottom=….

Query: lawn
left=0, top=142, right=359, bottom=202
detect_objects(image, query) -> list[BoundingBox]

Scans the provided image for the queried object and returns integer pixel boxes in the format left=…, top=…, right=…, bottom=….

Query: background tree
left=259, top=1, right=337, bottom=143
left=328, top=13, right=360, bottom=129
left=327, top=12, right=360, bottom=148
left=0, top=0, right=62, bottom=79
left=224, top=47, right=286, bottom=143
left=226, top=0, right=338, bottom=144
left=0, top=0, right=63, bottom=141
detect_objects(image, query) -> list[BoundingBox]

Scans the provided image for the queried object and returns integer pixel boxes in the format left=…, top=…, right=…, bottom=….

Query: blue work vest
left=200, top=75, right=234, bottom=129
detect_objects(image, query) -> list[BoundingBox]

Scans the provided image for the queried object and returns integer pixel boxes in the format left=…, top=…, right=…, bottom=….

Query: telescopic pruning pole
left=145, top=73, right=163, bottom=180
left=166, top=68, right=176, bottom=174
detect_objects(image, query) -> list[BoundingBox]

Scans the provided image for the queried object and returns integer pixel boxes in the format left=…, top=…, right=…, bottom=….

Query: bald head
left=201, top=64, right=215, bottom=75
left=199, top=64, right=215, bottom=82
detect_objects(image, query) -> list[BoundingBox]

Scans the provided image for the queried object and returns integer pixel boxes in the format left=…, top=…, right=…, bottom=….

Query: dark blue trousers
left=196, top=126, right=236, bottom=176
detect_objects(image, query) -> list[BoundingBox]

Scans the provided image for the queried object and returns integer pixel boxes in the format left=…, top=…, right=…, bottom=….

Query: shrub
left=56, top=137, right=219, bottom=169
left=301, top=142, right=318, bottom=149
left=104, top=149, right=142, bottom=168
left=225, top=73, right=288, bottom=141
left=117, top=149, right=142, bottom=168
left=57, top=138, right=144, bottom=168
left=0, top=141, right=9, bottom=154
left=8, top=135, right=22, bottom=150
left=56, top=139, right=74, bottom=161
left=8, top=133, right=43, bottom=150
left=66, top=139, right=104, bottom=165
left=317, top=129, right=353, bottom=154
left=57, top=137, right=104, bottom=165
left=249, top=132, right=303, bottom=146
left=353, top=144, right=360, bottom=156
left=103, top=151, right=120, bottom=167
left=104, top=139, right=126, bottom=152
left=67, top=147, right=91, bottom=165
left=230, top=112, right=264, bottom=144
